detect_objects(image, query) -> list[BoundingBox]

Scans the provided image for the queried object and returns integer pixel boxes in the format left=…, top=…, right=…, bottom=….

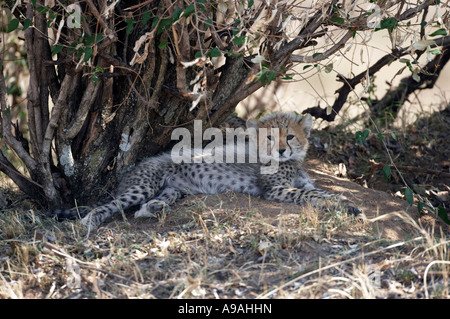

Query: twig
left=44, top=242, right=141, bottom=285
left=65, top=79, right=101, bottom=139
left=0, top=151, right=45, bottom=203
left=175, top=17, right=192, bottom=97
left=124, top=0, right=155, bottom=11
left=368, top=159, right=450, bottom=181
left=258, top=236, right=424, bottom=299
left=0, top=49, right=37, bottom=172
left=303, top=36, right=450, bottom=121
left=85, top=0, right=114, bottom=36
left=371, top=46, right=450, bottom=118
left=41, top=74, right=77, bottom=159
left=424, top=260, right=450, bottom=299
left=291, top=30, right=354, bottom=63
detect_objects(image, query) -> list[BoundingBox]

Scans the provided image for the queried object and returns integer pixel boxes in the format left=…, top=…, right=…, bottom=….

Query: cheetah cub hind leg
left=308, top=191, right=363, bottom=217
left=337, top=197, right=363, bottom=217
left=314, top=192, right=363, bottom=218
left=134, top=186, right=185, bottom=218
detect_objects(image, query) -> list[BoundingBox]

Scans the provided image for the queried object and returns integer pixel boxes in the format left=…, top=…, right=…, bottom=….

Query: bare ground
left=1, top=157, right=448, bottom=299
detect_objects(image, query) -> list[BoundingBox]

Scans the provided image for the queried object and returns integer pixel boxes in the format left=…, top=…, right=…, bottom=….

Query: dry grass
left=0, top=189, right=448, bottom=299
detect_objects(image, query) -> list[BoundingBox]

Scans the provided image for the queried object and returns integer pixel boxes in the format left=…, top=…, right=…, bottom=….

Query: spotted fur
left=50, top=112, right=360, bottom=231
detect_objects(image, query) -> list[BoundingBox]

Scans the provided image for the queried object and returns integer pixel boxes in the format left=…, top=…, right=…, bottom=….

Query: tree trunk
left=2, top=0, right=265, bottom=208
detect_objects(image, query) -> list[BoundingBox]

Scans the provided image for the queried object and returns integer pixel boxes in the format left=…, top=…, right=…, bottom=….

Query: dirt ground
left=156, top=158, right=447, bottom=242
left=304, top=160, right=449, bottom=240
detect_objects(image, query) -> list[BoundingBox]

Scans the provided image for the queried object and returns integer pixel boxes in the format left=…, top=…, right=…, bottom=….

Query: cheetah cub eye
left=286, top=134, right=295, bottom=141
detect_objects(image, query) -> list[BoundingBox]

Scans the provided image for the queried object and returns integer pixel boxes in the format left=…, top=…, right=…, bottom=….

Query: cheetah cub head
left=247, top=112, right=312, bottom=163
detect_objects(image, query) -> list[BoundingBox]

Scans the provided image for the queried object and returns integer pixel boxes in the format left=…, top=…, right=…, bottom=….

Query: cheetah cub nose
left=279, top=149, right=286, bottom=155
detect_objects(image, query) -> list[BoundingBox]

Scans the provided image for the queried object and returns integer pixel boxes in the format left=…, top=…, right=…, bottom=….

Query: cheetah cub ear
left=299, top=114, right=313, bottom=138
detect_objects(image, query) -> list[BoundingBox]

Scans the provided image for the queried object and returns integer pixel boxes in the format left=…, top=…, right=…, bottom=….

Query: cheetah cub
left=53, top=112, right=360, bottom=231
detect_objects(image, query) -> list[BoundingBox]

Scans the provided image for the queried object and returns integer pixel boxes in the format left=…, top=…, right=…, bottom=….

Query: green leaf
left=428, top=49, right=441, bottom=55
left=377, top=132, right=385, bottom=141
left=157, top=18, right=173, bottom=35
left=437, top=205, right=450, bottom=225
left=248, top=0, right=254, bottom=8
left=377, top=17, right=397, bottom=32
left=183, top=4, right=195, bottom=17
left=405, top=188, right=414, bottom=205
left=303, top=65, right=312, bottom=70
left=391, top=132, right=397, bottom=140
left=36, top=6, right=51, bottom=14
left=331, top=16, right=345, bottom=24
left=48, top=10, right=56, bottom=21
left=172, top=8, right=183, bottom=20
left=158, top=41, right=168, bottom=49
left=67, top=42, right=77, bottom=54
left=312, top=52, right=323, bottom=58
left=232, top=36, right=246, bottom=46
left=83, top=47, right=93, bottom=62
left=92, top=73, right=99, bottom=84
left=205, top=18, right=212, bottom=30
left=36, top=6, right=49, bottom=14
left=208, top=47, right=221, bottom=58
left=7, top=19, right=20, bottom=33
left=429, top=28, right=447, bottom=37
left=355, top=129, right=370, bottom=145
left=324, top=63, right=333, bottom=73
left=417, top=202, right=424, bottom=214
left=51, top=45, right=64, bottom=56
left=125, top=18, right=135, bottom=35
left=258, top=69, right=267, bottom=86
left=382, top=165, right=391, bottom=179
left=267, top=70, right=276, bottom=85
left=151, top=17, right=159, bottom=28
left=23, top=18, right=32, bottom=31
left=142, top=11, right=152, bottom=25
left=85, top=33, right=103, bottom=45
